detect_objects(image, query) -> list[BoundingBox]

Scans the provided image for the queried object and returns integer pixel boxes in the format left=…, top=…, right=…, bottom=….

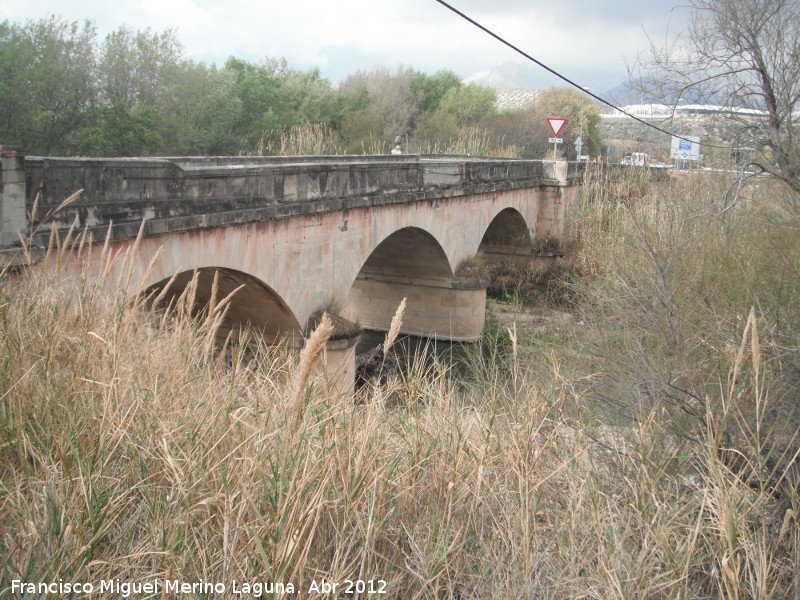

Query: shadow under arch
left=142, top=267, right=302, bottom=344
left=355, top=226, right=454, bottom=283
left=477, top=207, right=532, bottom=257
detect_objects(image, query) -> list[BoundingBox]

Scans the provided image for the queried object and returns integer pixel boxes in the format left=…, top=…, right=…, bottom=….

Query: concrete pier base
left=320, top=336, right=359, bottom=397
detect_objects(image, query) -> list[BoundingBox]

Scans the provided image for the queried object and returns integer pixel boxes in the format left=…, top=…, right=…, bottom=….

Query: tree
left=411, top=110, right=460, bottom=152
left=98, top=26, right=183, bottom=111
left=0, top=17, right=97, bottom=154
left=339, top=67, right=422, bottom=140
left=68, top=104, right=162, bottom=156
left=270, top=67, right=340, bottom=130
left=159, top=62, right=242, bottom=155
left=338, top=108, right=386, bottom=154
left=438, top=83, right=496, bottom=126
left=632, top=0, right=800, bottom=195
left=534, top=88, right=600, bottom=159
left=411, top=70, right=462, bottom=112
left=484, top=110, right=540, bottom=158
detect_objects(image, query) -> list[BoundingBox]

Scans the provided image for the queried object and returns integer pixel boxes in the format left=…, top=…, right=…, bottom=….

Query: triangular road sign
left=547, top=118, right=567, bottom=137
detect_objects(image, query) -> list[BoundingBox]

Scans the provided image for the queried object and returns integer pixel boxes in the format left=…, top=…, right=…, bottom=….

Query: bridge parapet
left=1, top=151, right=580, bottom=249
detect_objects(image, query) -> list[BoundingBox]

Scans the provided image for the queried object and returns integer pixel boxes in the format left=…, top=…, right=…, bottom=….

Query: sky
left=0, top=0, right=691, bottom=94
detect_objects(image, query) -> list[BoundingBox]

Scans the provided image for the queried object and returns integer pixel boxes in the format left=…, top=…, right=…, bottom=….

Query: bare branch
left=631, top=0, right=800, bottom=197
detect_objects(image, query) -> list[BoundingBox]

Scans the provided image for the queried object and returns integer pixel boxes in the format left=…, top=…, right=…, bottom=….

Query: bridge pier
left=344, top=276, right=486, bottom=342
left=321, top=337, right=359, bottom=396
left=535, top=184, right=568, bottom=246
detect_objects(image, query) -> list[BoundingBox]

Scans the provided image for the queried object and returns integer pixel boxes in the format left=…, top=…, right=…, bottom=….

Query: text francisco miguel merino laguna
left=11, top=577, right=389, bottom=596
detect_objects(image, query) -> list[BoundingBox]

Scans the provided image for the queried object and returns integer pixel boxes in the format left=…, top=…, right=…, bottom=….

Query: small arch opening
left=478, top=208, right=532, bottom=256
left=356, top=227, right=453, bottom=284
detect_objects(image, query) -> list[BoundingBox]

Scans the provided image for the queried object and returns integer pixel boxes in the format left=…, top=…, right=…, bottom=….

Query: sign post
left=547, top=118, right=567, bottom=163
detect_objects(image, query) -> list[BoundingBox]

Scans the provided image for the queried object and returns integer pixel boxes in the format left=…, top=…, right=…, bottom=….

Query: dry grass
left=1, top=173, right=799, bottom=597
left=274, top=124, right=340, bottom=157
left=245, top=122, right=520, bottom=158
left=567, top=170, right=800, bottom=427
left=288, top=312, right=334, bottom=422
left=407, top=127, right=518, bottom=158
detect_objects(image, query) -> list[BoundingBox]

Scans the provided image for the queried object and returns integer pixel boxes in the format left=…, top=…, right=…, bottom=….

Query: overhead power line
left=433, top=0, right=734, bottom=150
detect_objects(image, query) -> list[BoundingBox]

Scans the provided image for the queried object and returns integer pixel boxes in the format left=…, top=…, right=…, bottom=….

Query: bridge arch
left=480, top=207, right=532, bottom=247
left=355, top=226, right=453, bottom=284
left=477, top=207, right=533, bottom=257
left=143, top=267, right=302, bottom=344
left=342, top=226, right=483, bottom=341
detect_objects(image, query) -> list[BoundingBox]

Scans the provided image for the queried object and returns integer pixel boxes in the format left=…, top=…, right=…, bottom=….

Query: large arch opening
left=344, top=227, right=485, bottom=341
left=477, top=207, right=532, bottom=257
left=356, top=227, right=453, bottom=284
left=142, top=267, right=301, bottom=344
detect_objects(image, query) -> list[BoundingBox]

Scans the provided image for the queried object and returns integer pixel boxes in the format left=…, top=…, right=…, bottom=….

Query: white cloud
left=0, top=0, right=691, bottom=90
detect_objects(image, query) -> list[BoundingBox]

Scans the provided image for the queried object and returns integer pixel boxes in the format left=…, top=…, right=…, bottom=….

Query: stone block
left=1, top=147, right=27, bottom=247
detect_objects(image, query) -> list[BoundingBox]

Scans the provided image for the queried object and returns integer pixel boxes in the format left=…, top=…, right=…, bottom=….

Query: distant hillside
left=603, top=80, right=739, bottom=107
left=464, top=61, right=737, bottom=109
left=494, top=89, right=540, bottom=111
left=464, top=61, right=548, bottom=89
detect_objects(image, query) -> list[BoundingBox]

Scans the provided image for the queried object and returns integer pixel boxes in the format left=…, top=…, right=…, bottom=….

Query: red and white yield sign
left=547, top=118, right=567, bottom=137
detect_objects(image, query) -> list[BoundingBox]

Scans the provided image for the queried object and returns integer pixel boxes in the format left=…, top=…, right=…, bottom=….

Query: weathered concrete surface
left=344, top=280, right=487, bottom=342
left=321, top=337, right=359, bottom=397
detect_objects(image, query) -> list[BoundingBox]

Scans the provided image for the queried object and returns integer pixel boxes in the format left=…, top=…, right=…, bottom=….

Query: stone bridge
left=1, top=147, right=582, bottom=389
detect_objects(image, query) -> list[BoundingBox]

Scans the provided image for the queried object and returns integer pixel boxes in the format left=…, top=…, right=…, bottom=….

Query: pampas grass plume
left=289, top=312, right=334, bottom=420
left=383, top=297, right=406, bottom=360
